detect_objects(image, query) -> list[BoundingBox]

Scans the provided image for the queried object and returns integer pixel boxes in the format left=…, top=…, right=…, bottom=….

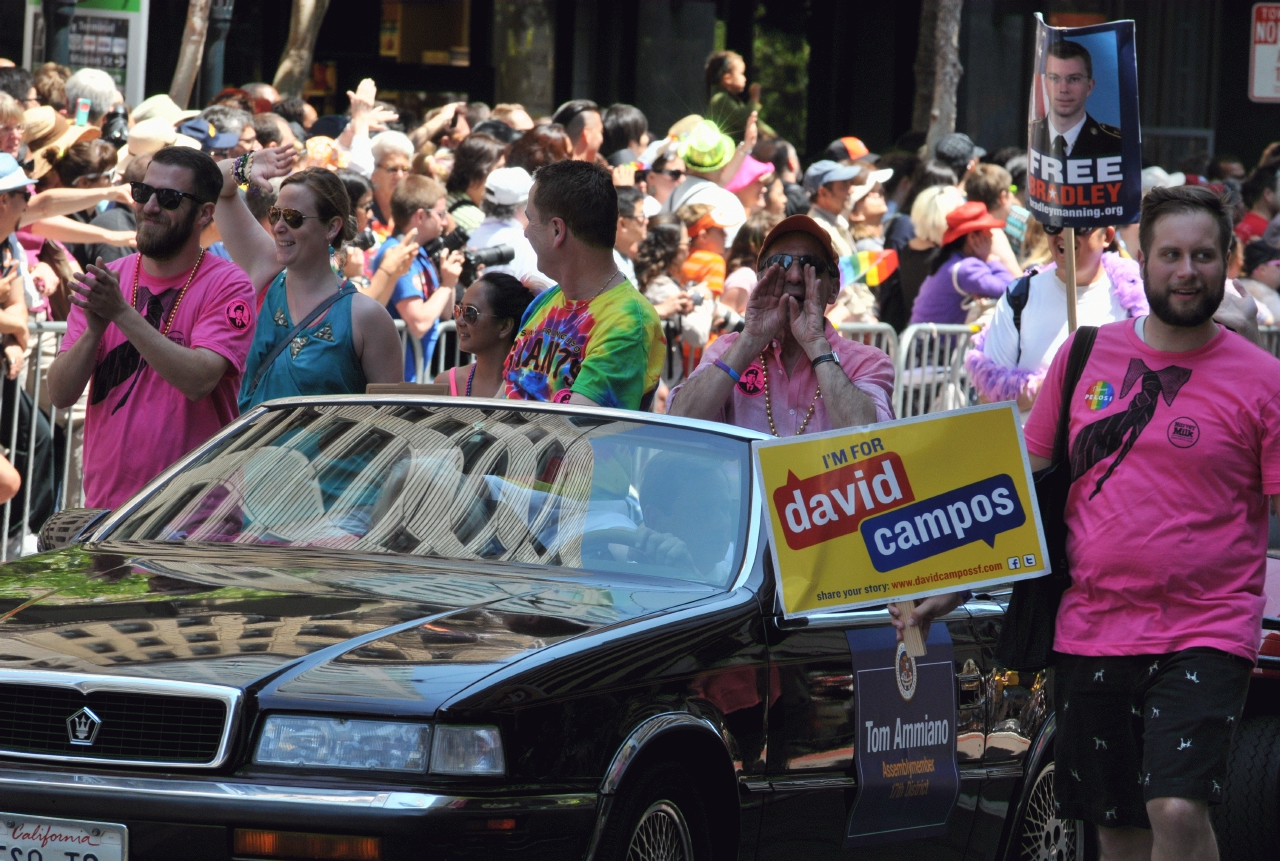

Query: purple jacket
left=909, top=252, right=1014, bottom=325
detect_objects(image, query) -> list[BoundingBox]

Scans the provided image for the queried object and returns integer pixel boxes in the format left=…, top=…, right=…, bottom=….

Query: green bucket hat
left=679, top=121, right=735, bottom=174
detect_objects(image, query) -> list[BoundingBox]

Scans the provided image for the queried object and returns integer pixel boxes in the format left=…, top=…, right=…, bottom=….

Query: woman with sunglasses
left=646, top=147, right=686, bottom=206
left=434, top=272, right=533, bottom=397
left=211, top=144, right=403, bottom=409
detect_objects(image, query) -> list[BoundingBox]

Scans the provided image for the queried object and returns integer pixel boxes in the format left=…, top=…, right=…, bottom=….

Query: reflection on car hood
left=0, top=542, right=718, bottom=710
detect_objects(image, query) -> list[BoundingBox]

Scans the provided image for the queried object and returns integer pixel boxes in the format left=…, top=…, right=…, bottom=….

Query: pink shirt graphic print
left=1024, top=319, right=1280, bottom=662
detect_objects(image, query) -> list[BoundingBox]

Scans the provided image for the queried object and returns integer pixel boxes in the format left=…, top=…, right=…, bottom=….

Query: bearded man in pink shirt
left=48, top=146, right=256, bottom=509
left=1015, top=185, right=1280, bottom=861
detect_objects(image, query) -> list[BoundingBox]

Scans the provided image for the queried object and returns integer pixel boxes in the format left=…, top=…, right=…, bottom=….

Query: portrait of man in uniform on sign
left=1029, top=39, right=1122, bottom=160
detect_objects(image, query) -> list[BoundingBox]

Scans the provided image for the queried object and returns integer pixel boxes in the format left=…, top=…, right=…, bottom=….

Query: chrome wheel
left=1020, top=762, right=1077, bottom=861
left=625, top=799, right=693, bottom=861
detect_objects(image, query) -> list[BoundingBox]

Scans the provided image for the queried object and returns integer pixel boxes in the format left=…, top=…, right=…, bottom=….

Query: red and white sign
left=1252, top=3, right=1280, bottom=102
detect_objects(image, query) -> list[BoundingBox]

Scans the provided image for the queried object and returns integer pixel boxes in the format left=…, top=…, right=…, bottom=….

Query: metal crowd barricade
left=836, top=322, right=898, bottom=363
left=893, top=323, right=979, bottom=418
left=1260, top=326, right=1280, bottom=360
left=393, top=320, right=474, bottom=384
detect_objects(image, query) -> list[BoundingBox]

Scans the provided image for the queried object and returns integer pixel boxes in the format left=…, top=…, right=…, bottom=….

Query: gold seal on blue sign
left=895, top=641, right=917, bottom=701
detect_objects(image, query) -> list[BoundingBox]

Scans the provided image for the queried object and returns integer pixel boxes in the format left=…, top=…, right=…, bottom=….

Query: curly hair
left=634, top=213, right=684, bottom=290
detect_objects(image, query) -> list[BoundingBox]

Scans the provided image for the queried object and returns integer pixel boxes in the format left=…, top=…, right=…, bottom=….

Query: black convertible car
left=0, top=398, right=1273, bottom=861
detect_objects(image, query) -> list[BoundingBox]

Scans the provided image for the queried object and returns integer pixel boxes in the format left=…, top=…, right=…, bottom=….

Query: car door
left=755, top=604, right=988, bottom=860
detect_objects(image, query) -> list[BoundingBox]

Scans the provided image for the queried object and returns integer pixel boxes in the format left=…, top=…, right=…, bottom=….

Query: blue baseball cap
left=803, top=159, right=863, bottom=194
left=177, top=117, right=238, bottom=153
left=0, top=153, right=34, bottom=194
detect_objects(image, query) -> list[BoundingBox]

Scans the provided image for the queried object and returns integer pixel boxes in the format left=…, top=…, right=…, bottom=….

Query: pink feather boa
left=965, top=253, right=1147, bottom=404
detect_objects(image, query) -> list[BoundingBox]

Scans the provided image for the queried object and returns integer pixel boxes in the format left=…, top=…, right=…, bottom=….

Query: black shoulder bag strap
left=1004, top=268, right=1037, bottom=364
left=245, top=281, right=357, bottom=397
left=447, top=196, right=472, bottom=213
left=1052, top=324, right=1098, bottom=466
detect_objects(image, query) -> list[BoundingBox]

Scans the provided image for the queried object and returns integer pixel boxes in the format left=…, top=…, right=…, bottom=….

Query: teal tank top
left=240, top=271, right=367, bottom=411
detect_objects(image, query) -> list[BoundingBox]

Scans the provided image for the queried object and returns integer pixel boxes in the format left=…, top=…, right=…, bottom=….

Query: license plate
left=0, top=814, right=126, bottom=861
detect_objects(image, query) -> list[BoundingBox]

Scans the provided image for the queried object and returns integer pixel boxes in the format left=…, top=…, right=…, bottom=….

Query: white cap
left=1141, top=166, right=1185, bottom=196
left=642, top=194, right=662, bottom=218
left=485, top=166, right=534, bottom=206
left=849, top=167, right=894, bottom=206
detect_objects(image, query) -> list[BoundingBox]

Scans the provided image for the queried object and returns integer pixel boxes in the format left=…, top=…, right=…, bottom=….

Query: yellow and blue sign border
left=753, top=403, right=1051, bottom=619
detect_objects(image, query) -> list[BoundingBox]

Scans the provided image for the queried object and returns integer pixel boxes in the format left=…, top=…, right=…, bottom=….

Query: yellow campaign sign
left=753, top=404, right=1049, bottom=617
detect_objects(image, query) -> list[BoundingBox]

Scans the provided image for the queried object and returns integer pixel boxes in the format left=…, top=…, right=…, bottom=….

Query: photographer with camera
left=368, top=175, right=463, bottom=382
left=466, top=167, right=552, bottom=291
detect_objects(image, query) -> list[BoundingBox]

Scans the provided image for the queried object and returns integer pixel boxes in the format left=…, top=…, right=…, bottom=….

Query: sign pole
left=1063, top=226, right=1079, bottom=333
left=894, top=600, right=927, bottom=657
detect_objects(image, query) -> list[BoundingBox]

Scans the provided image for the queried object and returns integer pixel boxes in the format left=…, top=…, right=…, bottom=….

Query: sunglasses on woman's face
left=759, top=253, right=836, bottom=276
left=659, top=169, right=686, bottom=181
left=1043, top=225, right=1098, bottom=237
left=131, top=181, right=203, bottom=210
left=454, top=304, right=495, bottom=325
left=268, top=206, right=324, bottom=229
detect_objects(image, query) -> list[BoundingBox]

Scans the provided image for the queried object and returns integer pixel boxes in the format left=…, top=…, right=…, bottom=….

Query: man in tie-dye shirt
left=503, top=160, right=664, bottom=410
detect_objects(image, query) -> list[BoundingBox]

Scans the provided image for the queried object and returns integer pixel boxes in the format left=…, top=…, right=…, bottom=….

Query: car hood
left=0, top=542, right=719, bottom=713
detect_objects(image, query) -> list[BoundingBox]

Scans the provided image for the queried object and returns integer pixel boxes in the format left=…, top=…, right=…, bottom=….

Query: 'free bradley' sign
left=754, top=404, right=1050, bottom=618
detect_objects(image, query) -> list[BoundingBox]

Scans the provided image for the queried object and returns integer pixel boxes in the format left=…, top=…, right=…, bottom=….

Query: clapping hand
left=69, top=257, right=127, bottom=331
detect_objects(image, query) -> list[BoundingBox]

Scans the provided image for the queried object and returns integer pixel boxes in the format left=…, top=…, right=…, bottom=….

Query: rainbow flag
left=838, top=249, right=899, bottom=288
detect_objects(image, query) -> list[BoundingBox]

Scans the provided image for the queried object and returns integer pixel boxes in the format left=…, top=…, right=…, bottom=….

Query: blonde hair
left=910, top=185, right=966, bottom=246
left=491, top=103, right=527, bottom=124
left=0, top=92, right=22, bottom=126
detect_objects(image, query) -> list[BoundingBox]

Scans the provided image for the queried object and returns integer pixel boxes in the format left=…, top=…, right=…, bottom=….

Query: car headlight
left=429, top=725, right=505, bottom=776
left=255, top=716, right=430, bottom=772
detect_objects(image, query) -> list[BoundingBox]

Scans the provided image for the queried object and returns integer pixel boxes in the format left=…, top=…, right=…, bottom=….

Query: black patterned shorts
left=1053, top=648, right=1252, bottom=829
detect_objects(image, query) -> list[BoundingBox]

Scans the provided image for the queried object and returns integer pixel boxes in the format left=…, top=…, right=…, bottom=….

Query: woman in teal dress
left=212, top=145, right=402, bottom=409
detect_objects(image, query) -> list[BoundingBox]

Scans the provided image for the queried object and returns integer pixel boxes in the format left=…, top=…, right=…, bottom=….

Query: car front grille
left=0, top=682, right=229, bottom=765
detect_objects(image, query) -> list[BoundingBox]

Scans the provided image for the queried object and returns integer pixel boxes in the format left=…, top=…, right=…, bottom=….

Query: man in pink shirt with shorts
left=48, top=146, right=256, bottom=509
left=1024, top=186, right=1280, bottom=861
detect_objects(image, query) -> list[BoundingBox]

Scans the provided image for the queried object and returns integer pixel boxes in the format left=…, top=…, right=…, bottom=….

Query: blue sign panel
left=845, top=625, right=959, bottom=848
left=859, top=474, right=1027, bottom=572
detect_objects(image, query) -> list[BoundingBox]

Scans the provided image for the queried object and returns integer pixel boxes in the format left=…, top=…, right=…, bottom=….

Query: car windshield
left=109, top=403, right=753, bottom=588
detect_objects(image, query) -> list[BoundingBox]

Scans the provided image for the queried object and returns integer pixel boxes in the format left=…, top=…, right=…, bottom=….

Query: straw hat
left=116, top=117, right=201, bottom=176
left=131, top=94, right=200, bottom=125
left=22, top=106, right=99, bottom=179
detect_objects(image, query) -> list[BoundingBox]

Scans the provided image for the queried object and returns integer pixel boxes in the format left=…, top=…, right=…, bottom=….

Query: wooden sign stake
left=895, top=599, right=927, bottom=657
left=1063, top=226, right=1079, bottom=333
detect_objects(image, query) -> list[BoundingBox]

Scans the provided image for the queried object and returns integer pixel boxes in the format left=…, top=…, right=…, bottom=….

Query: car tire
left=1212, top=715, right=1280, bottom=861
left=595, top=761, right=715, bottom=861
left=1008, top=760, right=1082, bottom=861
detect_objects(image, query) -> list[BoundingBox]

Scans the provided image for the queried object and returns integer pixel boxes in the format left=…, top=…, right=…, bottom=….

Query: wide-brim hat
left=0, top=153, right=35, bottom=194
left=131, top=93, right=200, bottom=125
left=941, top=200, right=1005, bottom=246
left=117, top=117, right=201, bottom=176
left=757, top=214, right=839, bottom=271
left=22, top=105, right=100, bottom=179
left=679, top=121, right=735, bottom=174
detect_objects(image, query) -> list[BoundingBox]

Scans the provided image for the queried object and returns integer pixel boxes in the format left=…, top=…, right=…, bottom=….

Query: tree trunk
left=911, top=0, right=938, bottom=134
left=273, top=0, right=332, bottom=99
left=924, top=0, right=964, bottom=155
left=170, top=0, right=213, bottom=109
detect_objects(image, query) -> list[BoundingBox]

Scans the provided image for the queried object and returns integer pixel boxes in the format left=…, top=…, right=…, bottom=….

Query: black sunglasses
left=268, top=206, right=324, bottom=229
left=131, top=181, right=203, bottom=210
left=759, top=253, right=837, bottom=276
left=1043, top=224, right=1098, bottom=237
left=659, top=169, right=686, bottom=181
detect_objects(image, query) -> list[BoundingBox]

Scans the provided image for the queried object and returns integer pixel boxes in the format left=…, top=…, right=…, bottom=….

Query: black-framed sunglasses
left=268, top=206, right=324, bottom=229
left=131, top=181, right=203, bottom=210
left=454, top=303, right=497, bottom=325
left=759, top=253, right=837, bottom=276
left=1043, top=224, right=1098, bottom=237
left=659, top=169, right=686, bottom=181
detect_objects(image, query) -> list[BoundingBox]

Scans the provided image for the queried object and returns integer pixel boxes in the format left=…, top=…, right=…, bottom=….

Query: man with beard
left=47, top=146, right=256, bottom=508
left=1017, top=185, right=1280, bottom=861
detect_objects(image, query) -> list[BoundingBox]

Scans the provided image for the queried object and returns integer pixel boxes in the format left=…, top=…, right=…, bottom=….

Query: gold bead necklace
left=761, top=352, right=820, bottom=436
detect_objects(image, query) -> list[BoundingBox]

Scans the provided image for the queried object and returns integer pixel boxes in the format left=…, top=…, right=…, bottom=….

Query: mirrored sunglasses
left=759, top=253, right=837, bottom=276
left=454, top=303, right=494, bottom=325
left=268, top=206, right=323, bottom=229
left=130, top=181, right=203, bottom=210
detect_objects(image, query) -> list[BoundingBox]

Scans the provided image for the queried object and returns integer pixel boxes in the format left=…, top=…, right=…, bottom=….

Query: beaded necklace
left=131, top=247, right=206, bottom=336
left=761, top=351, right=820, bottom=436
left=465, top=363, right=476, bottom=397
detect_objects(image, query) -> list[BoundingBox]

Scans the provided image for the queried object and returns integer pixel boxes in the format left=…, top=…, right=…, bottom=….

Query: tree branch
left=170, top=0, right=212, bottom=109
left=925, top=0, right=964, bottom=154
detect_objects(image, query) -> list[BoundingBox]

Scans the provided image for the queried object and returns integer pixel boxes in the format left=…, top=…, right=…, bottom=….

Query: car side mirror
left=37, top=508, right=110, bottom=552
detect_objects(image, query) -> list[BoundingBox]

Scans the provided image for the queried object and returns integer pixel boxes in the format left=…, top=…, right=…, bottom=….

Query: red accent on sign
left=772, top=452, right=915, bottom=551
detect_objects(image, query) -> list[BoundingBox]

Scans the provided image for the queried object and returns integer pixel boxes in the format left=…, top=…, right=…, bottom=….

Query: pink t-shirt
left=1024, top=319, right=1280, bottom=662
left=668, top=323, right=896, bottom=433
left=61, top=253, right=256, bottom=509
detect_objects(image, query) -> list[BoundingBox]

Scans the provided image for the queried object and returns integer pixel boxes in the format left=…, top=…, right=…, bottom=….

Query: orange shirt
left=681, top=250, right=726, bottom=296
